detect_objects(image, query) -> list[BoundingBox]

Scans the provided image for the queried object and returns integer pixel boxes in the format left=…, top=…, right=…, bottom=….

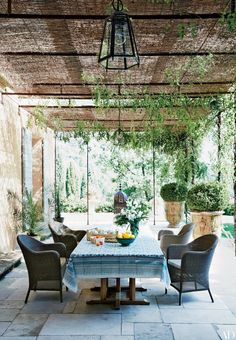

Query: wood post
left=217, top=111, right=222, bottom=182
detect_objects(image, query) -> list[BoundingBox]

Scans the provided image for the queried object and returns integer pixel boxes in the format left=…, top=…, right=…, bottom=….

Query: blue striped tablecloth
left=63, top=230, right=169, bottom=292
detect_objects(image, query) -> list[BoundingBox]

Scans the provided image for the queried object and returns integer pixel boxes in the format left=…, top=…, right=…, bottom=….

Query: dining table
left=63, top=227, right=169, bottom=309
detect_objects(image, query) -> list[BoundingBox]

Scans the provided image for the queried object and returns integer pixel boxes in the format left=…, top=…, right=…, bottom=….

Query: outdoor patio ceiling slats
left=0, top=0, right=235, bottom=130
left=1, top=0, right=230, bottom=16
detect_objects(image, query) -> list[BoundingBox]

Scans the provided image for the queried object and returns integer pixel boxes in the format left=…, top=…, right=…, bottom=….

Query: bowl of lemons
left=116, top=231, right=136, bottom=246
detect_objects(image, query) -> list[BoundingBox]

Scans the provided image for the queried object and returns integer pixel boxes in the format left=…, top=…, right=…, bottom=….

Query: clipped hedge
left=160, top=182, right=188, bottom=202
left=187, top=182, right=228, bottom=212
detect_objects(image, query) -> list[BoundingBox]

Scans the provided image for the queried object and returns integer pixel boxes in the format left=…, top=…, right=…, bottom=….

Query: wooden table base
left=87, top=278, right=150, bottom=309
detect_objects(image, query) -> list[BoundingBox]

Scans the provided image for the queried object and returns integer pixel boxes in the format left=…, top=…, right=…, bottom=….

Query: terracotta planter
left=164, top=201, right=185, bottom=228
left=190, top=211, right=223, bottom=239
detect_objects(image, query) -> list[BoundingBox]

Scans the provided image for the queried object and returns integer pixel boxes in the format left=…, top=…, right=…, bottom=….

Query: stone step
left=0, top=250, right=22, bottom=279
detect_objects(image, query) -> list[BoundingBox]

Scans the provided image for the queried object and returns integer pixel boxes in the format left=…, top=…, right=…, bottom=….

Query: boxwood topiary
left=186, top=182, right=228, bottom=212
left=160, top=182, right=188, bottom=202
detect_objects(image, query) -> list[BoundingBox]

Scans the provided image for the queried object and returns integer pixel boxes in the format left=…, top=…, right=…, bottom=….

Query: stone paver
left=40, top=314, right=121, bottom=336
left=160, top=309, right=236, bottom=324
left=4, top=314, right=48, bottom=336
left=37, top=337, right=100, bottom=340
left=101, top=337, right=134, bottom=340
left=0, top=322, right=10, bottom=335
left=0, top=337, right=36, bottom=340
left=0, top=234, right=235, bottom=340
left=0, top=301, right=24, bottom=309
left=121, top=305, right=162, bottom=322
left=157, top=295, right=184, bottom=309
left=171, top=324, right=220, bottom=340
left=0, top=288, right=15, bottom=300
left=0, top=309, right=19, bottom=322
left=216, top=325, right=236, bottom=340
left=121, top=322, right=134, bottom=335
left=182, top=294, right=228, bottom=310
left=73, top=289, right=121, bottom=314
left=135, top=323, right=174, bottom=340
left=22, top=301, right=66, bottom=314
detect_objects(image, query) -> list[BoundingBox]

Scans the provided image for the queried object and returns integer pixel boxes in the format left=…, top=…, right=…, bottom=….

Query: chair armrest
left=64, top=228, right=86, bottom=242
left=167, top=243, right=190, bottom=260
left=158, top=229, right=174, bottom=240
left=39, top=242, right=67, bottom=258
left=181, top=251, right=210, bottom=274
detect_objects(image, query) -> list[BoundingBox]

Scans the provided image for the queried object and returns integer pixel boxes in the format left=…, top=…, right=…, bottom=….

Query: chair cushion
left=168, top=259, right=181, bottom=269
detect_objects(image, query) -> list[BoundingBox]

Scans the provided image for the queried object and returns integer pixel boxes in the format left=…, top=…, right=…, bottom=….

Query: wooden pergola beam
left=0, top=13, right=225, bottom=20
left=3, top=92, right=233, bottom=97
left=31, top=81, right=235, bottom=86
left=2, top=51, right=236, bottom=57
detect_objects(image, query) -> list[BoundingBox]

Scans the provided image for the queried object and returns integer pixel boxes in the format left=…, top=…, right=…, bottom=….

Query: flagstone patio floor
left=0, top=230, right=236, bottom=340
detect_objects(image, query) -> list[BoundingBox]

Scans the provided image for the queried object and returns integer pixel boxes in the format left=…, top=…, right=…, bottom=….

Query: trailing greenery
left=160, top=182, right=188, bottom=202
left=187, top=182, right=228, bottom=212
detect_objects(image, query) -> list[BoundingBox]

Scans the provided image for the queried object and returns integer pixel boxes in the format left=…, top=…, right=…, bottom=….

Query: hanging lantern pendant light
left=98, top=0, right=140, bottom=70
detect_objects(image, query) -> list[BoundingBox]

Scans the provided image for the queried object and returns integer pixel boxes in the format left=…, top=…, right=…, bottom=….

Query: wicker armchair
left=158, top=223, right=195, bottom=256
left=167, top=234, right=218, bottom=305
left=17, top=234, right=67, bottom=303
left=62, top=225, right=86, bottom=243
left=49, top=222, right=86, bottom=258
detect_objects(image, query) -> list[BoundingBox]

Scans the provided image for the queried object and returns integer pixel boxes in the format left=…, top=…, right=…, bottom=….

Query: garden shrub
left=187, top=182, right=228, bottom=212
left=160, top=182, right=188, bottom=202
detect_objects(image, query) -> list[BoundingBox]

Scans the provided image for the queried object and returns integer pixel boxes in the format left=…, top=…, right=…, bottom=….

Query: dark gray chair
left=17, top=234, right=67, bottom=303
left=49, top=222, right=86, bottom=258
left=158, top=223, right=195, bottom=256
left=167, top=234, right=218, bottom=305
left=62, top=224, right=86, bottom=242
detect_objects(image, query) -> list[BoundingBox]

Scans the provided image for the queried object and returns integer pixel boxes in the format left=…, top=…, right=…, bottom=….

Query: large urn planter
left=160, top=182, right=188, bottom=228
left=164, top=201, right=185, bottom=228
left=190, top=211, right=224, bottom=239
left=187, top=182, right=228, bottom=239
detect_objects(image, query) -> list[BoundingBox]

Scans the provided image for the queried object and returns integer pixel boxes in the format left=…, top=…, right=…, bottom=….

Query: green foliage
left=7, top=190, right=43, bottom=236
left=160, top=182, right=188, bottom=202
left=62, top=198, right=87, bottom=213
left=220, top=12, right=236, bottom=32
left=187, top=182, right=228, bottom=212
left=65, top=162, right=78, bottom=197
left=177, top=23, right=198, bottom=39
left=95, top=202, right=114, bottom=213
left=22, top=190, right=43, bottom=236
left=224, top=203, right=235, bottom=216
left=164, top=54, right=215, bottom=85
left=80, top=174, right=87, bottom=199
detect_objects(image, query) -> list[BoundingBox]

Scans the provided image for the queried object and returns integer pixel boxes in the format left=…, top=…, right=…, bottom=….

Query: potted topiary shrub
left=160, top=182, right=188, bottom=228
left=186, top=182, right=228, bottom=239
